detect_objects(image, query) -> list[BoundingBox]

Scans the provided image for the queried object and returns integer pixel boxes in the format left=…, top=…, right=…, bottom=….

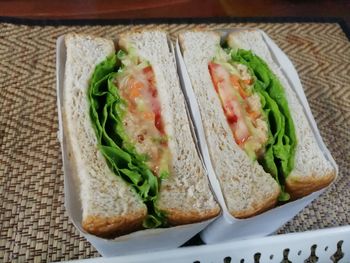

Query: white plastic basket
left=66, top=226, right=350, bottom=262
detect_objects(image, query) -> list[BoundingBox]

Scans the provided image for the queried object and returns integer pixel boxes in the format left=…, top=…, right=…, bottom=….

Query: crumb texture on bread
left=119, top=31, right=220, bottom=223
left=227, top=30, right=336, bottom=198
left=63, top=33, right=147, bottom=237
left=179, top=31, right=280, bottom=218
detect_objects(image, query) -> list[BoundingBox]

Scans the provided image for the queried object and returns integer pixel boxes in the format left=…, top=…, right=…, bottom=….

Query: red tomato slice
left=143, top=66, right=154, bottom=82
left=223, top=101, right=238, bottom=124
left=118, top=65, right=166, bottom=137
left=208, top=62, right=223, bottom=92
left=234, top=118, right=250, bottom=145
left=154, top=112, right=165, bottom=135
left=231, top=100, right=250, bottom=145
left=208, top=62, right=251, bottom=146
left=143, top=66, right=166, bottom=135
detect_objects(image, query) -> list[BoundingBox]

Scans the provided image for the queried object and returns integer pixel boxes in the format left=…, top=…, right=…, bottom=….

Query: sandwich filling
left=115, top=50, right=170, bottom=178
left=88, top=47, right=169, bottom=228
left=208, top=61, right=268, bottom=159
left=209, top=47, right=297, bottom=201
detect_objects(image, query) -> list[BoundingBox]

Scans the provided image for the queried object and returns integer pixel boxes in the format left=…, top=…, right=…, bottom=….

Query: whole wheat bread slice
left=63, top=34, right=147, bottom=237
left=179, top=31, right=281, bottom=218
left=118, top=31, right=220, bottom=224
left=227, top=30, right=336, bottom=199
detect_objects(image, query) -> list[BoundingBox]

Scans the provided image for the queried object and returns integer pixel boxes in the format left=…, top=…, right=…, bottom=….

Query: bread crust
left=286, top=170, right=336, bottom=200
left=82, top=212, right=146, bottom=238
left=165, top=207, right=221, bottom=225
left=230, top=189, right=280, bottom=218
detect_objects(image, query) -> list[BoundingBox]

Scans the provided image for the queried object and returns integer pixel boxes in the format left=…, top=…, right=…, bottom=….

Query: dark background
left=0, top=0, right=349, bottom=25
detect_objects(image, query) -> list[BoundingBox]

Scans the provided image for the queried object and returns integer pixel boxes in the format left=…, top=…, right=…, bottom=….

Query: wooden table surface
left=0, top=0, right=349, bottom=26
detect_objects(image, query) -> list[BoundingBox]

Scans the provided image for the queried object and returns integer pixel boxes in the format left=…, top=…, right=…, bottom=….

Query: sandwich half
left=63, top=32, right=220, bottom=237
left=178, top=30, right=336, bottom=218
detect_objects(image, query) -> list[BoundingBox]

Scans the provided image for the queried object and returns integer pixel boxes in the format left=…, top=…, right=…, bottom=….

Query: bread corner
left=82, top=211, right=147, bottom=238
left=286, top=170, right=336, bottom=200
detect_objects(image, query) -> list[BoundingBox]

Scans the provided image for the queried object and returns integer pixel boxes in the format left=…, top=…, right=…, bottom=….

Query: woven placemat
left=0, top=20, right=349, bottom=262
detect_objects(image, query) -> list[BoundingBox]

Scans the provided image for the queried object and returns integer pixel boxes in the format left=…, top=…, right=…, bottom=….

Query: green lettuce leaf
left=88, top=54, right=167, bottom=228
left=231, top=49, right=297, bottom=201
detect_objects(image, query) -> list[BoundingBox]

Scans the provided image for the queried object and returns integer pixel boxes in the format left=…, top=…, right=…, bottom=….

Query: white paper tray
left=174, top=29, right=338, bottom=243
left=64, top=225, right=350, bottom=263
left=56, top=29, right=339, bottom=258
left=56, top=35, right=217, bottom=257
